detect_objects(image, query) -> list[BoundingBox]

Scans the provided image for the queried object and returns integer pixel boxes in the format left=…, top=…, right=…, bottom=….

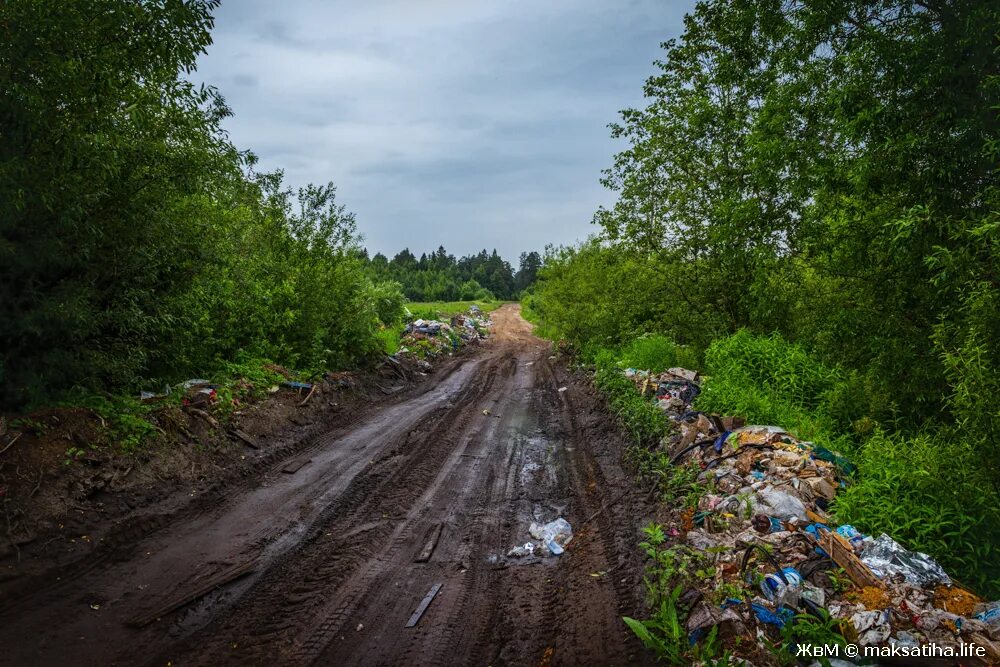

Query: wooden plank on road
left=405, top=583, right=443, bottom=628
left=414, top=524, right=443, bottom=563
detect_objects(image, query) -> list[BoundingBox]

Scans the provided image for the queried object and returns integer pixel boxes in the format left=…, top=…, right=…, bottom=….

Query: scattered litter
left=281, top=381, right=312, bottom=390
left=529, top=518, right=573, bottom=556
left=356, top=623, right=364, bottom=631
left=504, top=518, right=574, bottom=561
left=507, top=542, right=535, bottom=558
left=975, top=601, right=1000, bottom=626
left=754, top=486, right=808, bottom=522
left=558, top=387, right=567, bottom=393
left=397, top=308, right=493, bottom=362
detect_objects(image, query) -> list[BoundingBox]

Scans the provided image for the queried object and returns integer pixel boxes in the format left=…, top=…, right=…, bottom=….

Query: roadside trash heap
left=398, top=307, right=492, bottom=360
left=624, top=366, right=1000, bottom=664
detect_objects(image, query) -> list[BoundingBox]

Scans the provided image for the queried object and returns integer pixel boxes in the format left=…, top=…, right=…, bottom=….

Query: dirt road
left=0, top=305, right=651, bottom=666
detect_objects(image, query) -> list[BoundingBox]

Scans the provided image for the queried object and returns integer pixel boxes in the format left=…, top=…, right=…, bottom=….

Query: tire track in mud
left=165, top=352, right=517, bottom=666
left=305, top=333, right=650, bottom=667
left=454, top=354, right=642, bottom=667
left=0, top=355, right=484, bottom=667
left=2, top=305, right=654, bottom=667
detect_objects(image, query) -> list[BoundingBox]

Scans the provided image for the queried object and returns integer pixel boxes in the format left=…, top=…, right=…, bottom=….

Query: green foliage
left=622, top=588, right=688, bottom=666
left=0, top=1, right=403, bottom=410
left=639, top=524, right=714, bottom=596
left=377, top=325, right=405, bottom=356
left=63, top=446, right=86, bottom=466
left=625, top=526, right=732, bottom=665
left=695, top=332, right=856, bottom=444
left=111, top=412, right=159, bottom=454
left=766, top=611, right=849, bottom=667
left=9, top=418, right=46, bottom=436
left=524, top=0, right=1000, bottom=649
left=531, top=241, right=718, bottom=351
left=616, top=335, right=700, bottom=375
left=68, top=392, right=162, bottom=454
left=368, top=281, right=407, bottom=327
left=834, top=429, right=1000, bottom=596
left=592, top=350, right=670, bottom=450
left=365, top=246, right=525, bottom=301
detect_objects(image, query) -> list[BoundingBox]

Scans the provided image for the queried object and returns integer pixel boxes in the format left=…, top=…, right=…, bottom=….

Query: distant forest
left=364, top=246, right=541, bottom=302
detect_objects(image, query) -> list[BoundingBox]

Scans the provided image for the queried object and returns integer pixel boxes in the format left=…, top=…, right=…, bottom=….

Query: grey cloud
left=195, top=0, right=693, bottom=260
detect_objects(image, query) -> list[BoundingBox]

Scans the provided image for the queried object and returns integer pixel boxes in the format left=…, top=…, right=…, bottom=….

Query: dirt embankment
left=0, top=305, right=655, bottom=666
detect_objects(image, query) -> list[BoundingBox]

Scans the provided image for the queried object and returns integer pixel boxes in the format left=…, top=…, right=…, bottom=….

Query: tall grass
left=614, top=335, right=700, bottom=374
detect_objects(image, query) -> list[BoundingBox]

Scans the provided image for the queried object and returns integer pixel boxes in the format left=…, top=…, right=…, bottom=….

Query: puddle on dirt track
left=0, top=305, right=655, bottom=667
left=498, top=427, right=570, bottom=567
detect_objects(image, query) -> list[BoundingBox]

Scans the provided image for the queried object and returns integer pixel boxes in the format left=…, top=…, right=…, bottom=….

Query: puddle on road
left=489, top=425, right=573, bottom=567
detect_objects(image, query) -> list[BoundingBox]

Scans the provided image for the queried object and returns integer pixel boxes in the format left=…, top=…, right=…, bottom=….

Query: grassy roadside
left=12, top=300, right=501, bottom=457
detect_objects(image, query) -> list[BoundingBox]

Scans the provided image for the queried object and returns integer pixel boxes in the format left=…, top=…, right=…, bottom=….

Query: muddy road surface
left=1, top=305, right=651, bottom=666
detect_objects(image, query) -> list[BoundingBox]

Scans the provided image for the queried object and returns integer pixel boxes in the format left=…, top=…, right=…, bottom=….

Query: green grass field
left=405, top=300, right=506, bottom=320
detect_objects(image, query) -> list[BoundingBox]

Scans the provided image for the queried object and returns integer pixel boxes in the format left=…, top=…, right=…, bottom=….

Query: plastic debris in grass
left=618, top=362, right=1000, bottom=664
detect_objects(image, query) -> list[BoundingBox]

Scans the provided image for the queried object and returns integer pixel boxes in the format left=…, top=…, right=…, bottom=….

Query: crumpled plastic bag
left=754, top=486, right=808, bottom=521
left=860, top=533, right=952, bottom=588
left=973, top=601, right=1000, bottom=627
left=507, top=542, right=535, bottom=558
left=529, top=518, right=573, bottom=556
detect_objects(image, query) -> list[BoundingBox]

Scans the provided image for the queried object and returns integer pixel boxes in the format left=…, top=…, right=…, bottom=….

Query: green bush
left=592, top=349, right=670, bottom=450
left=0, top=4, right=400, bottom=410
left=695, top=331, right=854, bottom=444
left=835, top=429, right=1000, bottom=597
left=616, top=335, right=700, bottom=374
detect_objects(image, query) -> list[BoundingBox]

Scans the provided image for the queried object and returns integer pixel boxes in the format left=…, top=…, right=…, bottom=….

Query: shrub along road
left=0, top=305, right=652, bottom=666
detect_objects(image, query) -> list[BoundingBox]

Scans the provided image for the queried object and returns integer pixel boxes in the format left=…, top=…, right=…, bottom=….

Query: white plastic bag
left=529, top=518, right=573, bottom=556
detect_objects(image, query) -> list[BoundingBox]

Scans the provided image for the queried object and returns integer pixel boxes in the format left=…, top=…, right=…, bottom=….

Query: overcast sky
left=195, top=1, right=692, bottom=262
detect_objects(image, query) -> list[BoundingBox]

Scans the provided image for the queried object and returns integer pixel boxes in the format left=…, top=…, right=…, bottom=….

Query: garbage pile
left=625, top=366, right=1000, bottom=664
left=624, top=367, right=701, bottom=417
left=398, top=307, right=492, bottom=360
